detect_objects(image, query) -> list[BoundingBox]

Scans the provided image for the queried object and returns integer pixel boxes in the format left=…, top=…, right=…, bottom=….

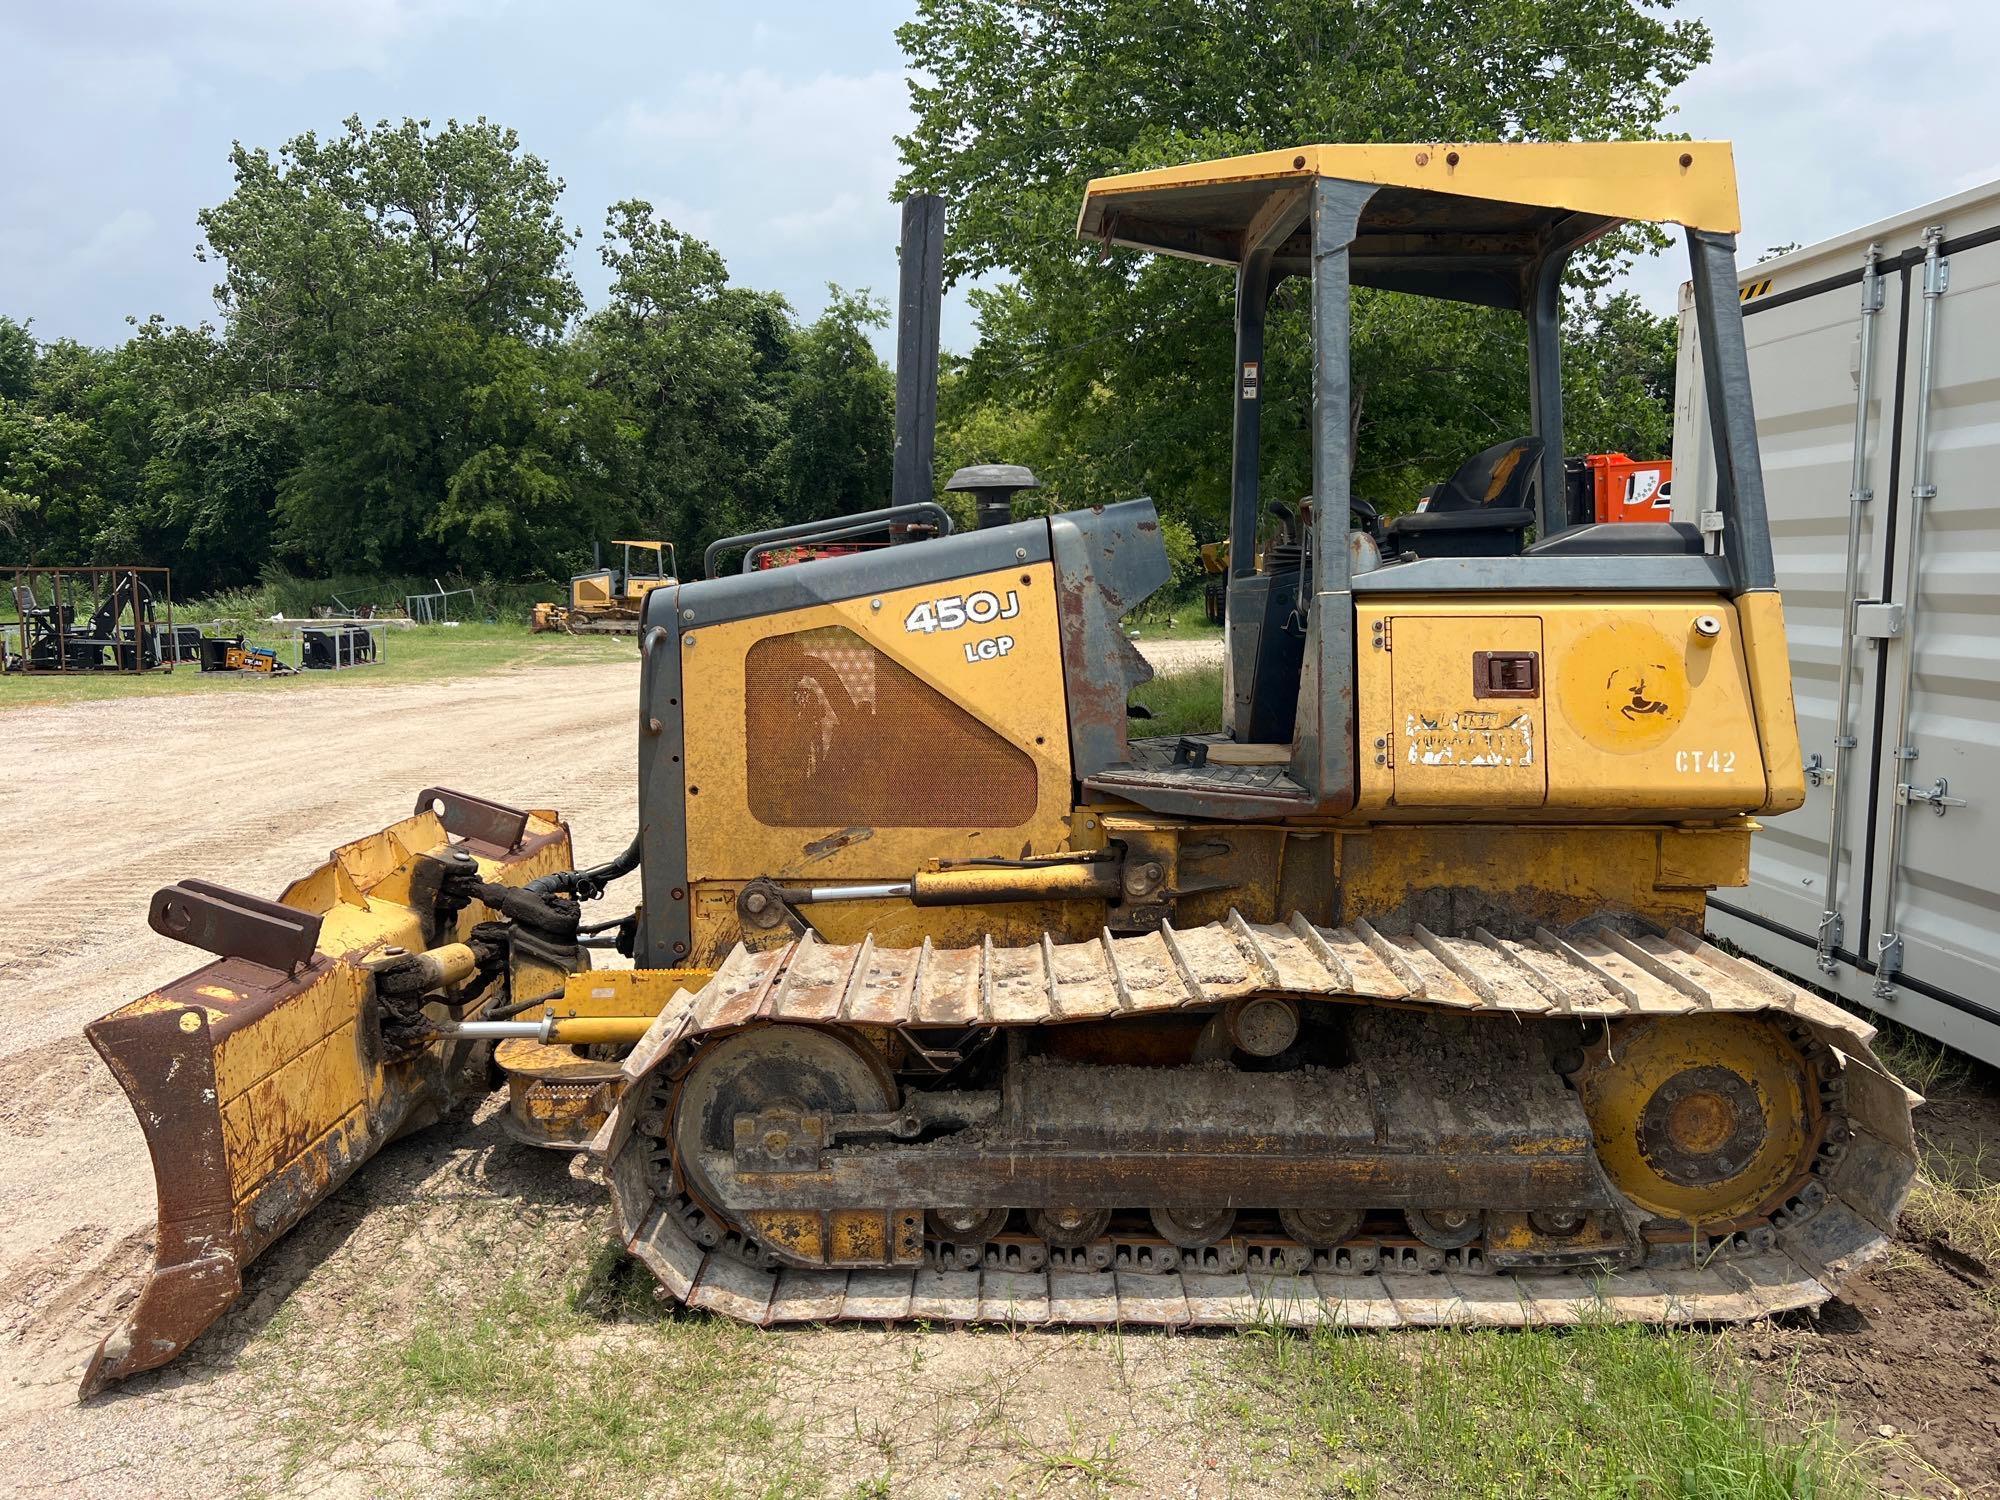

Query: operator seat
left=1384, top=436, right=1540, bottom=559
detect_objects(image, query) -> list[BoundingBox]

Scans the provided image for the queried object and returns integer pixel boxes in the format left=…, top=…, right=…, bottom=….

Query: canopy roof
left=1076, top=142, right=1739, bottom=308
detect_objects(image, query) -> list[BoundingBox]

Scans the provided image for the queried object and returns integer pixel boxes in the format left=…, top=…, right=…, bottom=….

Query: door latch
left=1803, top=753, right=1829, bottom=789
left=1897, top=776, right=1966, bottom=816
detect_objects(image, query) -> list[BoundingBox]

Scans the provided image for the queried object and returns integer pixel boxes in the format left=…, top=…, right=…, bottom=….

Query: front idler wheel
left=670, top=1025, right=896, bottom=1216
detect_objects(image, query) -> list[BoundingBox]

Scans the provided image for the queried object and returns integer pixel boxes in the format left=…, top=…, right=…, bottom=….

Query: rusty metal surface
left=496, top=1038, right=623, bottom=1150
left=1048, top=500, right=1172, bottom=782
left=413, top=787, right=530, bottom=854
left=600, top=911, right=1920, bottom=1331
left=81, top=796, right=576, bottom=1398
left=674, top=912, right=1867, bottom=1026
left=148, top=879, right=324, bottom=974
left=78, top=1004, right=240, bottom=1395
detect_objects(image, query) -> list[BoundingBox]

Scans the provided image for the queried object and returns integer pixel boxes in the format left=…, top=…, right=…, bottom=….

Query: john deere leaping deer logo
left=1619, top=673, right=1671, bottom=721
left=1557, top=622, right=1689, bottom=753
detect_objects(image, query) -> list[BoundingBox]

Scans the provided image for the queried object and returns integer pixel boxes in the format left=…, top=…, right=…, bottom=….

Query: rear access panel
left=1383, top=616, right=1547, bottom=808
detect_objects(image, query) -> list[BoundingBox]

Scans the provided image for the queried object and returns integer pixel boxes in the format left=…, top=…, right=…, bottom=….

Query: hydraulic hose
left=526, top=832, right=640, bottom=901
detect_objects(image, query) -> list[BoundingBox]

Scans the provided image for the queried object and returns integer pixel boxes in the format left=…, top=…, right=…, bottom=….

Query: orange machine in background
left=1570, top=452, right=1672, bottom=523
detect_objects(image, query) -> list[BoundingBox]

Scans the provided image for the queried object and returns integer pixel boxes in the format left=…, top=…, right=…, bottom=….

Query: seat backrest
left=1427, top=436, right=1544, bottom=514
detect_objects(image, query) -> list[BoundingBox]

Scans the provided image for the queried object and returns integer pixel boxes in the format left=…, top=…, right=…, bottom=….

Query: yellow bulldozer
left=82, top=142, right=1918, bottom=1396
left=530, top=539, right=678, bottom=633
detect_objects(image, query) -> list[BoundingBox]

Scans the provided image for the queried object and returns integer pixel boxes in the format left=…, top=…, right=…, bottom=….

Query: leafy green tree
left=0, top=318, right=35, bottom=404
left=581, top=200, right=794, bottom=557
left=1562, top=291, right=1678, bottom=459
left=0, top=339, right=121, bottom=561
left=779, top=287, right=896, bottom=518
left=115, top=320, right=298, bottom=591
left=197, top=115, right=595, bottom=574
left=897, top=0, right=1713, bottom=533
left=581, top=207, right=899, bottom=569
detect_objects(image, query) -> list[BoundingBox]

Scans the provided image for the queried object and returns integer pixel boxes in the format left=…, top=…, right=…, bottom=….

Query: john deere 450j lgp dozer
left=84, top=142, right=1919, bottom=1396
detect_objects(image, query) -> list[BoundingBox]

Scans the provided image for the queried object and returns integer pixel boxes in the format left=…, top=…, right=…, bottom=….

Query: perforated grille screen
left=745, top=626, right=1037, bottom=828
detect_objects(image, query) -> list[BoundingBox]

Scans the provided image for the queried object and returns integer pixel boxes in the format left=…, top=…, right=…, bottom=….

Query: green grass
left=1863, top=1014, right=2000, bottom=1318
left=0, top=620, right=632, bottom=709
left=1123, top=587, right=1223, bottom=640
left=1227, top=1319, right=1885, bottom=1500
left=1130, top=662, right=1224, bottom=737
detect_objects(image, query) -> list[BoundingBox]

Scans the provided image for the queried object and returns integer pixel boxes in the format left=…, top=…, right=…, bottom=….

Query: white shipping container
left=1675, top=180, right=2000, bottom=1066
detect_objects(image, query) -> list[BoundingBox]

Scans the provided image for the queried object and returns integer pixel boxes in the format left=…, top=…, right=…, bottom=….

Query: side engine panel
left=1355, top=595, right=1780, bottom=819
left=679, top=562, right=1075, bottom=886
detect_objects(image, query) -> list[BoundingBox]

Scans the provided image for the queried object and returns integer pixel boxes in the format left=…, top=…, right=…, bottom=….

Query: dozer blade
left=80, top=789, right=572, bottom=1398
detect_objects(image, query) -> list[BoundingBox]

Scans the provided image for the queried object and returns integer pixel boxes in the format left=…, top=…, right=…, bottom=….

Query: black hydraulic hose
left=526, top=831, right=641, bottom=901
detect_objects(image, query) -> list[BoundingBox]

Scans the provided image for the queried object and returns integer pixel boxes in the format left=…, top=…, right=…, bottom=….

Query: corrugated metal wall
left=1675, top=183, right=2000, bottom=1066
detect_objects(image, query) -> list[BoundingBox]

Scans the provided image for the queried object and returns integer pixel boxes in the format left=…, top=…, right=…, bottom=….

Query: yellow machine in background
left=82, top=142, right=1917, bottom=1396
left=531, top=540, right=678, bottom=633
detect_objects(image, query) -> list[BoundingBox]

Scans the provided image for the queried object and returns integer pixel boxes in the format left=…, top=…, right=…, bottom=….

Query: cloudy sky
left=4, top=2, right=1995, bottom=356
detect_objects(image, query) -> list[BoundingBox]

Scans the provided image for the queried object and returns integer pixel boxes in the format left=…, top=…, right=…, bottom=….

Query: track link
left=593, top=913, right=1920, bottom=1330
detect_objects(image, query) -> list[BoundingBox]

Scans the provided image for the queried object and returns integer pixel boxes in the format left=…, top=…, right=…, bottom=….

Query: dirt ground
left=0, top=640, right=1995, bottom=1498
left=1127, top=637, right=1221, bottom=677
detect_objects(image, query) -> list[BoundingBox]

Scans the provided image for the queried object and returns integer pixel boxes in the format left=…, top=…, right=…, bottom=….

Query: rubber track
left=592, top=913, right=1921, bottom=1329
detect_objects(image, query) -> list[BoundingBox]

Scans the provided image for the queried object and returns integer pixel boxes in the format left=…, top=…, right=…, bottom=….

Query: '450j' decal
left=902, top=589, right=1021, bottom=633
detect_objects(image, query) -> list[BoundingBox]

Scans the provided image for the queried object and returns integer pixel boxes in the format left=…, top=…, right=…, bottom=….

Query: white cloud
left=616, top=66, right=905, bottom=163
left=770, top=190, right=870, bottom=242
left=3, top=0, right=480, bottom=83
left=1624, top=2, right=2000, bottom=309
left=74, top=208, right=156, bottom=269
left=610, top=66, right=908, bottom=247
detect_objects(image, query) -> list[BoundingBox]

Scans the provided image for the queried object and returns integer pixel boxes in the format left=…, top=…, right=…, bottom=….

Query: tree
left=1562, top=291, right=1679, bottom=459
left=582, top=201, right=794, bottom=554
left=779, top=287, right=896, bottom=518
left=4, top=118, right=904, bottom=592
left=581, top=208, right=900, bottom=564
left=196, top=115, right=593, bottom=574
left=897, top=0, right=1713, bottom=533
left=0, top=318, right=34, bottom=403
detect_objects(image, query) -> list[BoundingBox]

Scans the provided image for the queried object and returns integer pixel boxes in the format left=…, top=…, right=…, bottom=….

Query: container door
left=1697, top=258, right=1906, bottom=959
left=1863, top=231, right=2000, bottom=1010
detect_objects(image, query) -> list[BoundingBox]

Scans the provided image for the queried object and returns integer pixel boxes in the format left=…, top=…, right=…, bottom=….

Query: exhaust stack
left=892, top=194, right=947, bottom=512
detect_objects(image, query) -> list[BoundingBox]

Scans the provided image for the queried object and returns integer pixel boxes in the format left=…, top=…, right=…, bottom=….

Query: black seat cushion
left=1389, top=506, right=1537, bottom=536
left=1523, top=521, right=1704, bottom=557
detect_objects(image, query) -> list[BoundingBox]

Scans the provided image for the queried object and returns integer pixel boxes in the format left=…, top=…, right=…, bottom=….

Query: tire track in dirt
left=0, top=659, right=641, bottom=1403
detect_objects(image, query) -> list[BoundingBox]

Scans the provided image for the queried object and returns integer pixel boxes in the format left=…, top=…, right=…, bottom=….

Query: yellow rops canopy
left=1076, top=141, right=1741, bottom=308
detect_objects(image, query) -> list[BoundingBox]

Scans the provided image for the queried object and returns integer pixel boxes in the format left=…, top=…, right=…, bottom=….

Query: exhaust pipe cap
left=947, top=464, right=1041, bottom=530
